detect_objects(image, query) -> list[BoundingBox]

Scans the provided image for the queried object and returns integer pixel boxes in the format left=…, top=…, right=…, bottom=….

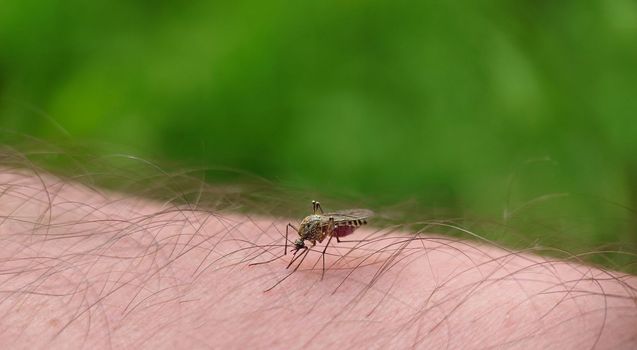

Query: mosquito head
left=292, top=238, right=306, bottom=253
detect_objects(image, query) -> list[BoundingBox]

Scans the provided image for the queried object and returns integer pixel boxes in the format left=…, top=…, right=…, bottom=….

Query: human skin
left=0, top=168, right=636, bottom=349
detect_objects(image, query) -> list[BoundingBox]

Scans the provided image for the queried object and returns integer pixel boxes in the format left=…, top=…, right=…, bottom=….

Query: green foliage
left=1, top=1, right=636, bottom=256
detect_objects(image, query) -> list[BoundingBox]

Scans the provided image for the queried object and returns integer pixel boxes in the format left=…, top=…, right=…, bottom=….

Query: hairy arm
left=0, top=169, right=636, bottom=349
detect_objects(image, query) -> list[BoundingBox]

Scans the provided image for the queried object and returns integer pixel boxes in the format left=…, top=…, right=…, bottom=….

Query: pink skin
left=0, top=169, right=636, bottom=349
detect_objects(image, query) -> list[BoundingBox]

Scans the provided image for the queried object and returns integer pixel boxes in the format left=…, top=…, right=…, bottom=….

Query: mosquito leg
left=287, top=246, right=308, bottom=269
left=249, top=223, right=297, bottom=266
left=335, top=238, right=365, bottom=243
left=318, top=217, right=336, bottom=280
left=265, top=247, right=309, bottom=292
left=285, top=223, right=298, bottom=255
left=320, top=233, right=336, bottom=280
left=294, top=247, right=310, bottom=271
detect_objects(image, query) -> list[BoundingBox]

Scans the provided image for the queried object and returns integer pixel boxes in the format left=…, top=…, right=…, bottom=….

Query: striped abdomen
left=333, top=218, right=367, bottom=237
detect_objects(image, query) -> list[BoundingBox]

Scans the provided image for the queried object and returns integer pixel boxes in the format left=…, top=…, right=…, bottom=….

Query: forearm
left=1, top=169, right=636, bottom=349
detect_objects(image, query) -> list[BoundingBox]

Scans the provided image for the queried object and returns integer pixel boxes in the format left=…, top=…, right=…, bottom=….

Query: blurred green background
left=1, top=1, right=636, bottom=263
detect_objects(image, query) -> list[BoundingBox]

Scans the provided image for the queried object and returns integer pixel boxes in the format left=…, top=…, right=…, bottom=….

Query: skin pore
left=0, top=167, right=636, bottom=349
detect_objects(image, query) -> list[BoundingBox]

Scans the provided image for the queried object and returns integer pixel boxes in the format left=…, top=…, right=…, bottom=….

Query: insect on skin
left=250, top=201, right=373, bottom=286
left=290, top=200, right=373, bottom=257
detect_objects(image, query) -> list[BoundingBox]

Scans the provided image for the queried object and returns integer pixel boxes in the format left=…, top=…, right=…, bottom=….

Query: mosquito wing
left=326, top=209, right=374, bottom=238
left=327, top=209, right=374, bottom=222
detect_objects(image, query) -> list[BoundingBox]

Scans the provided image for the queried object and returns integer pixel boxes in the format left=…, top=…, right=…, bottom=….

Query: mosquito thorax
left=299, top=215, right=321, bottom=235
left=301, top=214, right=322, bottom=224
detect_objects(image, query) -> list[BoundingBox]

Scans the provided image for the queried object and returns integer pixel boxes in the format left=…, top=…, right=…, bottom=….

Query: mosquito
left=250, top=201, right=373, bottom=288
